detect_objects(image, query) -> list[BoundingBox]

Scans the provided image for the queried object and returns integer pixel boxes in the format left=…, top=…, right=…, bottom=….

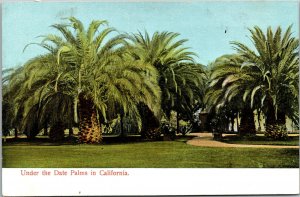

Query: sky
left=2, top=1, right=299, bottom=69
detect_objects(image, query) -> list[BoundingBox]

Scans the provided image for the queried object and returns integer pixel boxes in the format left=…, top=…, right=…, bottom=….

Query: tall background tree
left=125, top=31, right=206, bottom=137
left=206, top=25, right=299, bottom=138
left=231, top=26, right=299, bottom=131
left=205, top=54, right=256, bottom=135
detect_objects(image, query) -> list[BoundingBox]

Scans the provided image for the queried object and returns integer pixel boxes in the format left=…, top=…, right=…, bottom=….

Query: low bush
left=265, top=124, right=288, bottom=140
left=143, top=128, right=162, bottom=140
left=161, top=123, right=176, bottom=141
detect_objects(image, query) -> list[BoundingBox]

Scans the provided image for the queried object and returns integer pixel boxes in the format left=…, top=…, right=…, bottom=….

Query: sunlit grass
left=3, top=139, right=298, bottom=168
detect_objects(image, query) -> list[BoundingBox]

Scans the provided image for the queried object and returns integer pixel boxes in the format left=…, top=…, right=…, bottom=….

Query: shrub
left=178, top=120, right=192, bottom=136
left=144, top=128, right=162, bottom=140
left=179, top=125, right=192, bottom=136
left=265, top=124, right=288, bottom=140
left=161, top=123, right=175, bottom=141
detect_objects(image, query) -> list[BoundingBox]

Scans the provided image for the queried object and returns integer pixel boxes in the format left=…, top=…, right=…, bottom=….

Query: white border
left=2, top=168, right=300, bottom=196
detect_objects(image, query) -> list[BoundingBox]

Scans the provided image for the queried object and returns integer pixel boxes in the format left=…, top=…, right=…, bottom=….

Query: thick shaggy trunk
left=139, top=103, right=160, bottom=139
left=25, top=122, right=39, bottom=140
left=239, top=107, right=256, bottom=136
left=265, top=97, right=286, bottom=130
left=265, top=99, right=276, bottom=129
left=49, top=121, right=65, bottom=141
left=277, top=111, right=286, bottom=125
left=78, top=94, right=102, bottom=144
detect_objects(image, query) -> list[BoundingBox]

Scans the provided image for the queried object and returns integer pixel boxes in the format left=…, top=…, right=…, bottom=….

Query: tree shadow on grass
left=2, top=136, right=78, bottom=146
left=220, top=134, right=299, bottom=146
left=2, top=135, right=195, bottom=146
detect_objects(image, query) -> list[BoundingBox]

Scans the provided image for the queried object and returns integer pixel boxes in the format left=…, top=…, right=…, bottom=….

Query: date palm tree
left=125, top=31, right=206, bottom=135
left=2, top=67, right=25, bottom=138
left=205, top=54, right=256, bottom=135
left=5, top=54, right=74, bottom=139
left=13, top=17, right=160, bottom=143
left=207, top=26, right=299, bottom=136
left=231, top=26, right=299, bottom=129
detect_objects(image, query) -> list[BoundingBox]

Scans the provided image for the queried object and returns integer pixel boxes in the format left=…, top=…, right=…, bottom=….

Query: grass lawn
left=221, top=135, right=299, bottom=146
left=3, top=137, right=299, bottom=168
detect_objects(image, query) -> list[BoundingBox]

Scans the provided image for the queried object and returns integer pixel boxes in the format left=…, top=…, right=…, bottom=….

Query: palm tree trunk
left=26, top=122, right=39, bottom=140
left=73, top=98, right=79, bottom=124
left=265, top=96, right=276, bottom=129
left=225, top=117, right=229, bottom=132
left=43, top=121, right=48, bottom=136
left=14, top=127, right=18, bottom=139
left=236, top=113, right=239, bottom=133
left=78, top=94, right=102, bottom=144
left=257, top=110, right=261, bottom=132
left=277, top=111, right=286, bottom=125
left=176, top=93, right=180, bottom=134
left=139, top=103, right=160, bottom=139
left=230, top=114, right=235, bottom=132
left=120, top=112, right=125, bottom=138
left=239, top=106, right=256, bottom=136
left=69, top=127, right=74, bottom=136
left=265, top=95, right=286, bottom=131
left=49, top=121, right=65, bottom=141
left=176, top=111, right=179, bottom=134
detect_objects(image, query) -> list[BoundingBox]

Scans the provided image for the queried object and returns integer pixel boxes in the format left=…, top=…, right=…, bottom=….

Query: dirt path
left=186, top=133, right=299, bottom=149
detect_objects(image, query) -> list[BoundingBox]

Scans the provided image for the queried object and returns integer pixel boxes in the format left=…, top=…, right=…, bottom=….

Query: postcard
left=1, top=0, right=299, bottom=196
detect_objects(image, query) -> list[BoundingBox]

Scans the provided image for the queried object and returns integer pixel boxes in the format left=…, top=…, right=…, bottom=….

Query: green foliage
left=142, top=128, right=162, bottom=140
left=4, top=17, right=161, bottom=142
left=161, top=111, right=192, bottom=136
left=2, top=67, right=27, bottom=135
left=265, top=124, right=288, bottom=140
left=231, top=26, right=299, bottom=126
left=206, top=25, right=299, bottom=135
left=209, top=111, right=229, bottom=134
left=126, top=31, right=207, bottom=121
left=102, top=115, right=140, bottom=135
left=162, top=111, right=177, bottom=128
left=3, top=20, right=298, bottom=144
left=178, top=124, right=192, bottom=136
left=205, top=54, right=244, bottom=133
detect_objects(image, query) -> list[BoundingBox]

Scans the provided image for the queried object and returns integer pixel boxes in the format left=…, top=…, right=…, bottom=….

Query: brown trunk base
left=78, top=94, right=102, bottom=144
left=49, top=122, right=65, bottom=141
left=239, top=107, right=256, bottom=136
left=139, top=104, right=160, bottom=140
